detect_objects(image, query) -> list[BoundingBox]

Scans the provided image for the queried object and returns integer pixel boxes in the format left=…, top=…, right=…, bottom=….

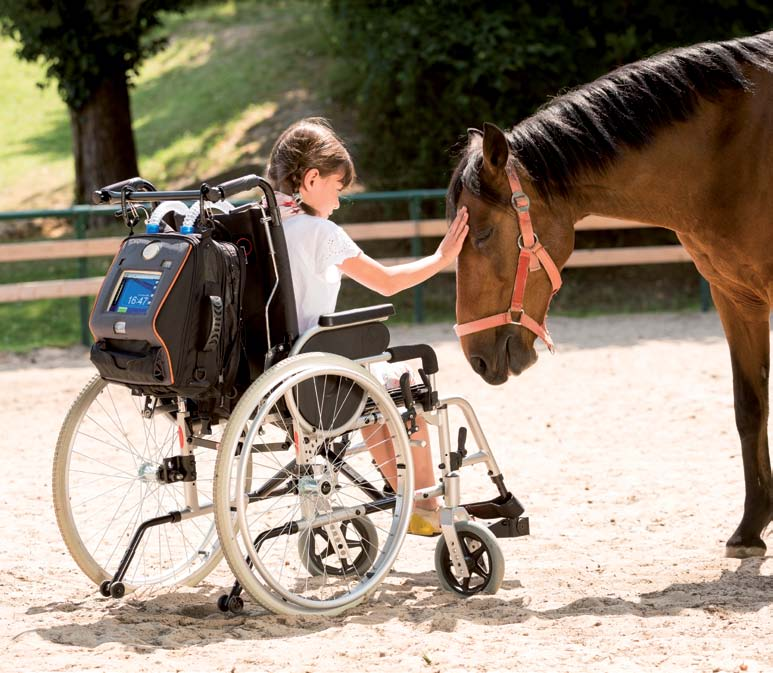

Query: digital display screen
left=108, top=272, right=161, bottom=315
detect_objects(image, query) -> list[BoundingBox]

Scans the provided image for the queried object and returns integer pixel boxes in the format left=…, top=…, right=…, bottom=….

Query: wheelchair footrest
left=488, top=516, right=530, bottom=539
left=463, top=492, right=525, bottom=520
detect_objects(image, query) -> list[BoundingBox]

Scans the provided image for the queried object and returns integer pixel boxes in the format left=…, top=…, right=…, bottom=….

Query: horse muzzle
left=467, top=330, right=537, bottom=384
left=505, top=332, right=538, bottom=376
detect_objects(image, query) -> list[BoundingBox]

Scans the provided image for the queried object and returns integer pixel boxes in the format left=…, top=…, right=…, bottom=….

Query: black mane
left=450, top=31, right=773, bottom=208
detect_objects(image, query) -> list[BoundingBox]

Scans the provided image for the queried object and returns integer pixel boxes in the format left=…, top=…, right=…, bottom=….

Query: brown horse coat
left=449, top=32, right=773, bottom=557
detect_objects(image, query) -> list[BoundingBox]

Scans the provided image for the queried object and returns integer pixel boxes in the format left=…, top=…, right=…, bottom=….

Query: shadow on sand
left=25, top=557, right=770, bottom=650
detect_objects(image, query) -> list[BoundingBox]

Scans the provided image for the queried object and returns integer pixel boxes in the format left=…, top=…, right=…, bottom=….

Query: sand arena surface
left=1, top=312, right=771, bottom=673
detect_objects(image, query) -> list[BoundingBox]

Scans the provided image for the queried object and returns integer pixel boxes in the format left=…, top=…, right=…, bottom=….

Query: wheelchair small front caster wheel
left=217, top=594, right=230, bottom=612
left=99, top=580, right=112, bottom=597
left=226, top=596, right=244, bottom=614
left=434, top=521, right=505, bottom=597
left=109, top=581, right=126, bottom=598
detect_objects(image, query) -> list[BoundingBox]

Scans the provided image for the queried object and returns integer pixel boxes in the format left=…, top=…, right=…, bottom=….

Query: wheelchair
left=53, top=175, right=530, bottom=616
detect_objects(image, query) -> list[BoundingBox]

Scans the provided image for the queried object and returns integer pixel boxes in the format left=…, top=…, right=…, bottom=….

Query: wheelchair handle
left=92, top=177, right=158, bottom=204
left=204, top=174, right=260, bottom=200
left=203, top=175, right=279, bottom=214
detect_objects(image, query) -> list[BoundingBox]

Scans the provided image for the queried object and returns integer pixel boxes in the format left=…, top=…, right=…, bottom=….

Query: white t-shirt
left=282, top=213, right=362, bottom=333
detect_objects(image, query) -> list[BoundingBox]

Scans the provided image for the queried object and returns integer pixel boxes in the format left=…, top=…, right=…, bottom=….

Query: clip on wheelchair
left=53, top=174, right=529, bottom=616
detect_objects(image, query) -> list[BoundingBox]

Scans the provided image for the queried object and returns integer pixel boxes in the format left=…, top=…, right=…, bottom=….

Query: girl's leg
left=408, top=418, right=439, bottom=511
left=365, top=417, right=439, bottom=511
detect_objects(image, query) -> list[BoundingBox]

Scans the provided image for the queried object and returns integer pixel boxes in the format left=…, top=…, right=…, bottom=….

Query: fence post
left=409, top=196, right=424, bottom=323
left=74, top=209, right=91, bottom=346
left=699, top=276, right=712, bottom=312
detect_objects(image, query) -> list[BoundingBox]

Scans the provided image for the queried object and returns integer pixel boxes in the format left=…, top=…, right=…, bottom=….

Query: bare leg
left=365, top=417, right=439, bottom=510
left=711, top=285, right=772, bottom=558
left=406, top=418, right=439, bottom=511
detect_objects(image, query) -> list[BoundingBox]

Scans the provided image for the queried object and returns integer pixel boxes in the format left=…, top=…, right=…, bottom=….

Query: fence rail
left=0, top=191, right=707, bottom=344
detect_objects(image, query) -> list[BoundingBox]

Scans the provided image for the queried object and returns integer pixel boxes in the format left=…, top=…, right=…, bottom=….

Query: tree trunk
left=70, top=69, right=139, bottom=207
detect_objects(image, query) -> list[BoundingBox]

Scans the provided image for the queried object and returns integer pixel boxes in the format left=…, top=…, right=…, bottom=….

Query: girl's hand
left=437, top=206, right=469, bottom=262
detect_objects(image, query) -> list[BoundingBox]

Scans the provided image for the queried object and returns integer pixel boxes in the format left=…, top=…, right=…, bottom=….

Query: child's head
left=267, top=117, right=355, bottom=218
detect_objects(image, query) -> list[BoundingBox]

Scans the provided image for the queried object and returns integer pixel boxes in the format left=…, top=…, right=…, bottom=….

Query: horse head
left=449, top=123, right=574, bottom=384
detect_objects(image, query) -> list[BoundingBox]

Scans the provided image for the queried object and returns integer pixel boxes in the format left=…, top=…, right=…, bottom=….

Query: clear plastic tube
left=146, top=201, right=191, bottom=233
left=181, top=200, right=234, bottom=233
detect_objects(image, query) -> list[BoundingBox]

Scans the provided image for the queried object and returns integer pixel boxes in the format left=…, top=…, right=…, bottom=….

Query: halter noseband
left=453, top=168, right=563, bottom=352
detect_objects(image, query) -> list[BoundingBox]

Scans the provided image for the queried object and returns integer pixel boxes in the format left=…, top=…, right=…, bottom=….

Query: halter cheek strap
left=453, top=168, right=563, bottom=352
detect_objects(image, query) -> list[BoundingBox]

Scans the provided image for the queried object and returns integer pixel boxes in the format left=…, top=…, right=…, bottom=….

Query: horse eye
left=473, top=227, right=493, bottom=246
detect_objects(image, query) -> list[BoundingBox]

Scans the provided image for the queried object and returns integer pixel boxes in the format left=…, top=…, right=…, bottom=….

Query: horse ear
left=482, top=122, right=509, bottom=173
left=467, top=127, right=483, bottom=142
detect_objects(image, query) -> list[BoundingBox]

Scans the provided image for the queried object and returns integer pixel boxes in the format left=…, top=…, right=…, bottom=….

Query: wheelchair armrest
left=318, top=303, right=394, bottom=328
left=387, top=344, right=439, bottom=375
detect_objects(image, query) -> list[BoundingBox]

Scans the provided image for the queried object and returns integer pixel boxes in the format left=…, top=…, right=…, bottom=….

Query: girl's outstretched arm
left=339, top=207, right=468, bottom=296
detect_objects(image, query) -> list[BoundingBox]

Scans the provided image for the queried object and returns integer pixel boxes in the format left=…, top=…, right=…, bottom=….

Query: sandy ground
left=1, top=311, right=771, bottom=673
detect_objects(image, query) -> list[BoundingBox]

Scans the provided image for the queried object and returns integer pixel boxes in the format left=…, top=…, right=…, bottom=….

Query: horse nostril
left=470, top=355, right=487, bottom=376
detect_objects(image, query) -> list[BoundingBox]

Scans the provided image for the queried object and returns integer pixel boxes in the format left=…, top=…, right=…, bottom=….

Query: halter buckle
left=511, top=191, right=530, bottom=213
left=517, top=232, right=540, bottom=251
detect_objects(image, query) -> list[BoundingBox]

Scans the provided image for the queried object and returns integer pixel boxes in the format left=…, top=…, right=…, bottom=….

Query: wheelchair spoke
left=215, top=354, right=413, bottom=614
left=55, top=376, right=222, bottom=589
left=92, top=396, right=145, bottom=466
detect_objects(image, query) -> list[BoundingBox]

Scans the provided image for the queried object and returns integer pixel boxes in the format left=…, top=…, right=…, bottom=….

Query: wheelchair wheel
left=434, top=521, right=505, bottom=597
left=214, top=353, right=414, bottom=616
left=53, top=375, right=223, bottom=590
left=297, top=515, right=378, bottom=577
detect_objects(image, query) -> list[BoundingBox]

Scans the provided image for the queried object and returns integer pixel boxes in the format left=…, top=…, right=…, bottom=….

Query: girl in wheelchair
left=266, top=117, right=469, bottom=536
left=57, top=121, right=529, bottom=617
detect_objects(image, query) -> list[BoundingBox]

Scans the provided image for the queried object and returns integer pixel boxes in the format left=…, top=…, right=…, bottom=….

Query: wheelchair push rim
left=214, top=353, right=415, bottom=616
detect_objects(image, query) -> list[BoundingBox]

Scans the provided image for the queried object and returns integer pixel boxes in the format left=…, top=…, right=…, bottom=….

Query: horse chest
left=678, top=233, right=772, bottom=310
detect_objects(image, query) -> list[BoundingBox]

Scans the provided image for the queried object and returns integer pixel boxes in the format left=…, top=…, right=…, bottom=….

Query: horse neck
left=550, top=99, right=728, bottom=237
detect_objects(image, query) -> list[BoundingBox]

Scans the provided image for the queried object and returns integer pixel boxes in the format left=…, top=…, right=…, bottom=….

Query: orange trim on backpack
left=152, top=243, right=193, bottom=385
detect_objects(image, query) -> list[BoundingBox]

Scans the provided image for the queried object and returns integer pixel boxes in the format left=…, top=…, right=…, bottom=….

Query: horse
left=448, top=31, right=773, bottom=559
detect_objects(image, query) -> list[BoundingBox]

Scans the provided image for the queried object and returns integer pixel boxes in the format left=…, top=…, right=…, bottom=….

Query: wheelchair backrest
left=211, top=203, right=299, bottom=381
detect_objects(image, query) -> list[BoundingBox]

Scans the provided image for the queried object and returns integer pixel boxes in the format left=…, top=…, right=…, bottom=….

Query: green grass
left=132, top=1, right=336, bottom=186
left=0, top=0, right=336, bottom=211
left=0, top=299, right=89, bottom=351
left=0, top=38, right=73, bottom=210
left=0, top=254, right=112, bottom=351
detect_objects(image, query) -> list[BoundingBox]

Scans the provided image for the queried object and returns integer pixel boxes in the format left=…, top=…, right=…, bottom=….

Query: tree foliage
left=0, top=0, right=189, bottom=110
left=328, top=0, right=772, bottom=189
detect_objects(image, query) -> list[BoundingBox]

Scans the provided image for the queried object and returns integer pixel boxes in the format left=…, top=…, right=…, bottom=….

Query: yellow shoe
left=408, top=508, right=441, bottom=537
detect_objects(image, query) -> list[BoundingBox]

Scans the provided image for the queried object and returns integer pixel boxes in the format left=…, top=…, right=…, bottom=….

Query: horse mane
left=449, top=31, right=773, bottom=209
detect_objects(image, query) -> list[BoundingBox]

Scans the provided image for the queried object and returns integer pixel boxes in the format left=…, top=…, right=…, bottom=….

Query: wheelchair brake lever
left=399, top=372, right=419, bottom=435
left=450, top=427, right=468, bottom=471
left=417, top=367, right=437, bottom=410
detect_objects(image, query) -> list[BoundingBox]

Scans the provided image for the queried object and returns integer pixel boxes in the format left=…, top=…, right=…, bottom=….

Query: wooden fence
left=0, top=215, right=693, bottom=303
left=0, top=192, right=707, bottom=345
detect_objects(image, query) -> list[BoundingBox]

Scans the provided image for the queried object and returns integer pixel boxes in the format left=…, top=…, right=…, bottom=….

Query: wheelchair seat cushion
left=297, top=321, right=390, bottom=361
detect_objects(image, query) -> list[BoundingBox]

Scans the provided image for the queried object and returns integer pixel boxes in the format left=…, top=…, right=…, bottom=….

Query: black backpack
left=89, top=228, right=244, bottom=400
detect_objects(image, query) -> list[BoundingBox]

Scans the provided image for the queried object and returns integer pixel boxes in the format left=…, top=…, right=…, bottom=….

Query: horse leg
left=711, top=286, right=771, bottom=558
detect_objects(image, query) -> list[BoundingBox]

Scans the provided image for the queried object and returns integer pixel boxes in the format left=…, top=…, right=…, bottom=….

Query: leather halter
left=454, top=168, right=563, bottom=352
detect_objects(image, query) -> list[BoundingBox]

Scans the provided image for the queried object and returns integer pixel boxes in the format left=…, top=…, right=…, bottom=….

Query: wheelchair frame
left=53, top=175, right=530, bottom=616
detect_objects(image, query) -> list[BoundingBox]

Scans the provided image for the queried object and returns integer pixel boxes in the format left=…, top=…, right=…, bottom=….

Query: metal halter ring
left=511, top=191, right=530, bottom=213
left=517, top=232, right=539, bottom=250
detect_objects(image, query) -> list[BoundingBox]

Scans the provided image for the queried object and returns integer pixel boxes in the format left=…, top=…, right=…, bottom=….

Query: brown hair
left=267, top=118, right=355, bottom=215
